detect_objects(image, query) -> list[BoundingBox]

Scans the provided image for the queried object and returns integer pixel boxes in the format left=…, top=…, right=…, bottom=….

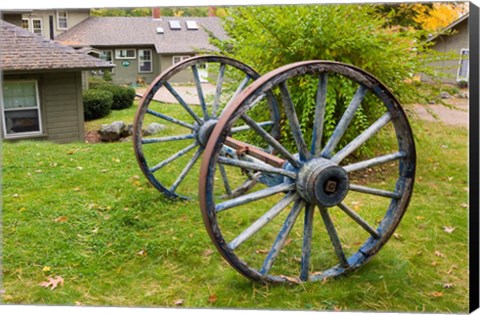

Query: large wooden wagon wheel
left=133, top=55, right=279, bottom=199
left=199, top=61, right=416, bottom=283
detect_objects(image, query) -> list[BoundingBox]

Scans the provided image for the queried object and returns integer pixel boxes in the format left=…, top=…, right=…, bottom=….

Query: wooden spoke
left=218, top=164, right=232, bottom=196
left=260, top=199, right=305, bottom=275
left=311, top=73, right=328, bottom=157
left=228, top=193, right=299, bottom=250
left=337, top=202, right=381, bottom=239
left=241, top=113, right=301, bottom=168
left=318, top=206, right=349, bottom=268
left=279, top=82, right=310, bottom=161
left=321, top=85, right=368, bottom=158
left=218, top=156, right=297, bottom=179
left=149, top=142, right=198, bottom=173
left=349, top=183, right=401, bottom=200
left=141, top=134, right=195, bottom=144
left=212, top=63, right=226, bottom=118
left=163, top=81, right=203, bottom=124
left=343, top=151, right=406, bottom=173
left=331, top=112, right=392, bottom=163
left=191, top=64, right=209, bottom=120
left=300, top=203, right=315, bottom=281
left=169, top=147, right=203, bottom=193
left=146, top=109, right=196, bottom=130
left=230, top=121, right=274, bottom=133
left=215, top=183, right=295, bottom=213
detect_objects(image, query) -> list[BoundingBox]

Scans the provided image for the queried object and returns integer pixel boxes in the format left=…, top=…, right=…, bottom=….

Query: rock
left=456, top=92, right=469, bottom=99
left=127, top=124, right=134, bottom=136
left=439, top=91, right=452, bottom=99
left=144, top=123, right=166, bottom=136
left=100, top=121, right=127, bottom=142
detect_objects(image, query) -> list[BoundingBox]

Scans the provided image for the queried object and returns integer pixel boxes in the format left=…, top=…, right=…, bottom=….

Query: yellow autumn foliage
left=413, top=3, right=467, bottom=31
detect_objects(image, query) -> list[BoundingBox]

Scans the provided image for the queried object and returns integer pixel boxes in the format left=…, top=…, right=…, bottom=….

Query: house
left=55, top=15, right=227, bottom=85
left=1, top=20, right=114, bottom=143
left=422, top=13, right=469, bottom=85
left=21, top=9, right=90, bottom=39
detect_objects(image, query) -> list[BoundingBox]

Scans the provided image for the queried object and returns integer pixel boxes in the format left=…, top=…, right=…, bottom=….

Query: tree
left=212, top=4, right=447, bottom=156
left=413, top=2, right=467, bottom=31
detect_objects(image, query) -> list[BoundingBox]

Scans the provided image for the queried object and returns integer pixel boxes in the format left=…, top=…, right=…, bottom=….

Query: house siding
left=422, top=19, right=469, bottom=84
left=160, top=54, right=197, bottom=84
left=22, top=9, right=90, bottom=38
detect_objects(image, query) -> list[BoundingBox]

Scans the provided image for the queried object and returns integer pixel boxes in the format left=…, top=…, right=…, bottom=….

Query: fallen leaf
left=50, top=162, right=58, bottom=167
left=101, top=169, right=108, bottom=173
left=202, top=249, right=214, bottom=257
left=19, top=207, right=26, bottom=212
left=443, top=226, right=455, bottom=234
left=174, top=299, right=184, bottom=306
left=430, top=291, right=443, bottom=298
left=415, top=216, right=424, bottom=220
left=255, top=249, right=269, bottom=254
left=447, top=264, right=458, bottom=274
left=284, top=238, right=293, bottom=246
left=73, top=187, right=81, bottom=192
left=55, top=216, right=68, bottom=223
left=394, top=233, right=402, bottom=240
left=12, top=194, right=19, bottom=198
left=132, top=175, right=140, bottom=180
left=448, top=177, right=453, bottom=181
left=435, top=251, right=445, bottom=258
left=77, top=166, right=83, bottom=170
left=431, top=261, right=437, bottom=266
left=42, top=266, right=51, bottom=272
left=280, top=275, right=301, bottom=284
left=443, top=283, right=454, bottom=289
left=208, top=294, right=217, bottom=304
left=460, top=203, right=468, bottom=209
left=39, top=276, right=64, bottom=290
left=35, top=170, right=42, bottom=173
left=75, top=301, right=83, bottom=306
left=333, top=305, right=342, bottom=311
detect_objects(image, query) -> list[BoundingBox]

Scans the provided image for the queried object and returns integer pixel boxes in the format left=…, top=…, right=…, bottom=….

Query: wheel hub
left=197, top=119, right=218, bottom=147
left=296, top=158, right=349, bottom=207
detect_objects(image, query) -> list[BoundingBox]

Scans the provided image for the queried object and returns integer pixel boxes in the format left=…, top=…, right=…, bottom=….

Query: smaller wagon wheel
left=199, top=61, right=416, bottom=283
left=133, top=55, right=279, bottom=199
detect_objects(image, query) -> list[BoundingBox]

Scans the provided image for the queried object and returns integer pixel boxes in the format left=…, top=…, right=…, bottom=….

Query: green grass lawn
left=1, top=102, right=469, bottom=312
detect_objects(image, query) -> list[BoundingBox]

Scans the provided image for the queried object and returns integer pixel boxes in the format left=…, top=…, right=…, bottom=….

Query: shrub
left=83, top=89, right=113, bottom=121
left=87, top=77, right=135, bottom=110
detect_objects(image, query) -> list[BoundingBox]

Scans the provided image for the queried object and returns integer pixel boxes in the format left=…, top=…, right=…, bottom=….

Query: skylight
left=186, top=20, right=199, bottom=30
left=169, top=20, right=181, bottom=30
left=156, top=27, right=164, bottom=34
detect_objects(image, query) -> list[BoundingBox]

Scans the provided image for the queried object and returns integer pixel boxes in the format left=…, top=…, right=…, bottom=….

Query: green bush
left=88, top=77, right=135, bottom=110
left=83, top=89, right=113, bottom=121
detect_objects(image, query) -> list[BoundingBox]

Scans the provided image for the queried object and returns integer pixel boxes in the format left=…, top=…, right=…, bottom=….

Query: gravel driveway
left=412, top=98, right=469, bottom=128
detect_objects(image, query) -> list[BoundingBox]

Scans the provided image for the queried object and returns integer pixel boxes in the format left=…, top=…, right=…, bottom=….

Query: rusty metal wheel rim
left=133, top=55, right=276, bottom=199
left=199, top=61, right=416, bottom=283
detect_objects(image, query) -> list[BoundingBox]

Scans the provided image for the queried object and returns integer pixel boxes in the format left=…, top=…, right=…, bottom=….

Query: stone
left=439, top=91, right=452, bottom=99
left=100, top=121, right=127, bottom=142
left=144, top=123, right=166, bottom=136
left=456, top=92, right=469, bottom=99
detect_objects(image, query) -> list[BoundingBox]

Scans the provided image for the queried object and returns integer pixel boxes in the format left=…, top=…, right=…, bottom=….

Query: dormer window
left=56, top=10, right=68, bottom=30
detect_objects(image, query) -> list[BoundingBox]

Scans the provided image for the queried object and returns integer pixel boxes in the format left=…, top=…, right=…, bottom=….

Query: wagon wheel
left=133, top=55, right=279, bottom=199
left=199, top=61, right=416, bottom=283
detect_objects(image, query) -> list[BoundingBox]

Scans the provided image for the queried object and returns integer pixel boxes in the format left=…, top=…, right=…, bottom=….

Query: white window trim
left=456, top=48, right=469, bottom=82
left=100, top=50, right=115, bottom=74
left=2, top=80, right=44, bottom=139
left=115, top=49, right=136, bottom=60
left=172, top=55, right=191, bottom=65
left=138, top=49, right=153, bottom=73
left=56, top=10, right=68, bottom=30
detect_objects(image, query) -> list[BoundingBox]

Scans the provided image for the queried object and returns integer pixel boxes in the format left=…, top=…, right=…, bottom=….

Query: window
left=457, top=49, right=469, bottom=82
left=22, top=18, right=43, bottom=36
left=99, top=50, right=114, bottom=74
left=186, top=20, right=198, bottom=30
left=56, top=10, right=68, bottom=30
left=139, top=49, right=153, bottom=73
left=172, top=55, right=191, bottom=65
left=115, top=49, right=136, bottom=59
left=169, top=20, right=181, bottom=30
left=2, top=81, right=43, bottom=137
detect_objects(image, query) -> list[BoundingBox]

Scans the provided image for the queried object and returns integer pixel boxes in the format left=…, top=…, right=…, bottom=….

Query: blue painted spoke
left=141, top=134, right=195, bottom=144
left=169, top=147, right=203, bottom=193
left=230, top=121, right=274, bottom=134
left=228, top=193, right=299, bottom=250
left=279, top=82, right=310, bottom=161
left=321, top=85, right=368, bottom=158
left=149, top=142, right=198, bottom=173
left=215, top=183, right=295, bottom=213
left=241, top=114, right=301, bottom=168
left=331, top=112, right=392, bottom=163
left=219, top=75, right=251, bottom=116
left=163, top=81, right=203, bottom=124
left=218, top=156, right=297, bottom=179
left=343, top=151, right=406, bottom=173
left=312, top=73, right=328, bottom=157
left=349, top=183, right=401, bottom=200
left=260, top=199, right=305, bottom=275
left=218, top=164, right=232, bottom=195
left=300, top=203, right=315, bottom=281
left=146, top=109, right=196, bottom=130
left=212, top=63, right=226, bottom=118
left=191, top=64, right=209, bottom=120
left=337, top=202, right=380, bottom=239
left=318, top=206, right=349, bottom=268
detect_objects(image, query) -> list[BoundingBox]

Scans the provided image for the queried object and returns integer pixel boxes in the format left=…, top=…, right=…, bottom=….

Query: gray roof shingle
left=55, top=16, right=227, bottom=54
left=1, top=20, right=114, bottom=72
